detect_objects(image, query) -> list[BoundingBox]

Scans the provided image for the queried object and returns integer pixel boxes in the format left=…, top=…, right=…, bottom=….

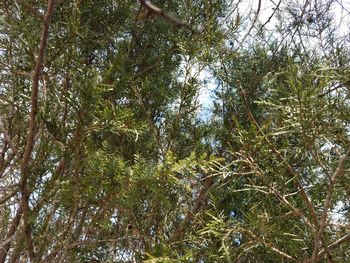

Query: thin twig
left=239, top=0, right=262, bottom=44
left=15, top=0, right=44, bottom=21
left=259, top=0, right=282, bottom=32
left=318, top=81, right=350, bottom=97
left=0, top=119, right=18, bottom=156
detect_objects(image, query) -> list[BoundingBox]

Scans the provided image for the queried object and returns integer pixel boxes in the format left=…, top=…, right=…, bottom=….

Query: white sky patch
left=194, top=0, right=350, bottom=120
left=332, top=0, right=350, bottom=35
left=197, top=66, right=217, bottom=120
left=244, top=0, right=350, bottom=31
left=330, top=200, right=347, bottom=224
left=175, top=56, right=217, bottom=120
left=197, top=67, right=216, bottom=108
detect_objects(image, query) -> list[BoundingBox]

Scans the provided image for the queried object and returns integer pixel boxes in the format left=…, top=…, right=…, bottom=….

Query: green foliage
left=0, top=0, right=349, bottom=262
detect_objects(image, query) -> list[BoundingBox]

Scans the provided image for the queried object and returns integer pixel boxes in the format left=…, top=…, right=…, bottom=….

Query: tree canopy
left=0, top=0, right=349, bottom=262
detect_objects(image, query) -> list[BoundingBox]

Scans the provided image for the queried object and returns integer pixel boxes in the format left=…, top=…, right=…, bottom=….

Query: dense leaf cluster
left=0, top=0, right=349, bottom=262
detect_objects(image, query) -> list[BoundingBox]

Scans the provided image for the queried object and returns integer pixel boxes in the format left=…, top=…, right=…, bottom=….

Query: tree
left=206, top=1, right=350, bottom=261
left=0, top=0, right=349, bottom=262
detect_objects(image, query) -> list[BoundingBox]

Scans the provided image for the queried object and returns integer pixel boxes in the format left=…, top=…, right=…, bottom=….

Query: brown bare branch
left=0, top=207, right=22, bottom=262
left=318, top=81, right=350, bottom=97
left=170, top=167, right=214, bottom=243
left=316, top=232, right=350, bottom=260
left=238, top=85, right=318, bottom=226
left=311, top=147, right=350, bottom=262
left=19, top=0, right=57, bottom=261
left=259, top=0, right=282, bottom=32
left=138, top=0, right=195, bottom=32
left=238, top=84, right=335, bottom=261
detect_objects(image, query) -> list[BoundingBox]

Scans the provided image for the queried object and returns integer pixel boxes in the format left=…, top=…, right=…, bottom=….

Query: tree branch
left=318, top=81, right=350, bottom=97
left=311, top=147, right=350, bottom=262
left=316, top=232, right=350, bottom=260
left=238, top=84, right=318, bottom=226
left=19, top=0, right=56, bottom=261
left=0, top=207, right=22, bottom=262
left=170, top=167, right=214, bottom=242
left=239, top=0, right=262, bottom=44
left=0, top=119, right=18, bottom=156
left=138, top=0, right=195, bottom=32
left=238, top=84, right=335, bottom=261
left=259, top=0, right=282, bottom=32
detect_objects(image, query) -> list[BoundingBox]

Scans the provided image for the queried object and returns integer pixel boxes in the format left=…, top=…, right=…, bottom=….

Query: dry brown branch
left=239, top=227, right=297, bottom=262
left=238, top=84, right=335, bottom=262
left=138, top=0, right=194, bottom=32
left=170, top=167, right=214, bottom=243
left=19, top=0, right=57, bottom=261
left=0, top=207, right=22, bottom=262
left=311, top=147, right=350, bottom=262
left=316, top=232, right=350, bottom=260
left=238, top=85, right=318, bottom=225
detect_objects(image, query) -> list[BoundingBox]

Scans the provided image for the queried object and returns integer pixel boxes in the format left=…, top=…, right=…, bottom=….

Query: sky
left=195, top=0, right=350, bottom=119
